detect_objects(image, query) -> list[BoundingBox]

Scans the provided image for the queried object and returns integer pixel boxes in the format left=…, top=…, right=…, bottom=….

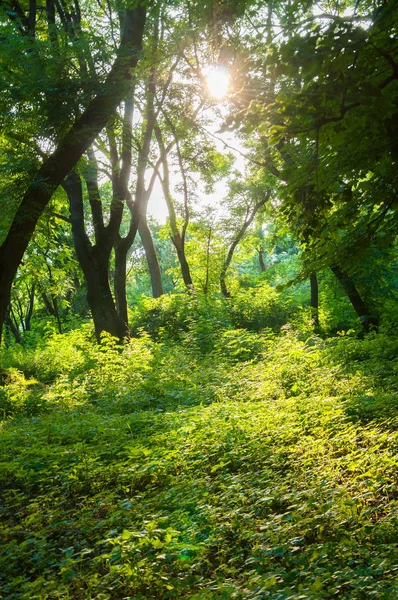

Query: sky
left=146, top=130, right=246, bottom=224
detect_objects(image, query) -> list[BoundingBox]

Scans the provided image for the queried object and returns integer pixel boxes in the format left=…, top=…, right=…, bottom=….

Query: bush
left=0, top=368, right=44, bottom=417
left=131, top=293, right=232, bottom=352
left=228, top=281, right=295, bottom=331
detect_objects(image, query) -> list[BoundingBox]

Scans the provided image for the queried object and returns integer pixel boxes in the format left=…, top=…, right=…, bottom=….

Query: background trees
left=1, top=0, right=397, bottom=344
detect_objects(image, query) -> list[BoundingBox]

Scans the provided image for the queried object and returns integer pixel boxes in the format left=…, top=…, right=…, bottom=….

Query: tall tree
left=0, top=3, right=147, bottom=345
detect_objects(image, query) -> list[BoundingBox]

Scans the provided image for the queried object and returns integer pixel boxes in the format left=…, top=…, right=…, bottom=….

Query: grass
left=1, top=327, right=398, bottom=599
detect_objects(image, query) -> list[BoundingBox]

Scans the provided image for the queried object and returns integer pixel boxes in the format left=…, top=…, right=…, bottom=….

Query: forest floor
left=1, top=327, right=398, bottom=599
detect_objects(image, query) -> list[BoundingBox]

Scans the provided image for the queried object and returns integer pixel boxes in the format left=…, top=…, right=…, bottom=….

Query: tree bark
left=5, top=305, right=22, bottom=344
left=0, top=5, right=146, bottom=346
left=258, top=249, right=267, bottom=272
left=203, top=225, right=212, bottom=295
left=154, top=124, right=194, bottom=289
left=330, top=265, right=378, bottom=332
left=173, top=232, right=194, bottom=289
left=113, top=60, right=158, bottom=327
left=63, top=171, right=126, bottom=341
left=139, top=219, right=163, bottom=298
left=310, top=271, right=319, bottom=327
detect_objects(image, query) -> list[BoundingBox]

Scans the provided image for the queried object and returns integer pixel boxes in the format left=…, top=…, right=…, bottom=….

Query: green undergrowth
left=1, top=326, right=398, bottom=599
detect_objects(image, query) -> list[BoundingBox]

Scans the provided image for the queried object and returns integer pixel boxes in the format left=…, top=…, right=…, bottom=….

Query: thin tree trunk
left=0, top=5, right=146, bottom=346
left=220, top=191, right=271, bottom=297
left=139, top=219, right=163, bottom=298
left=24, top=283, right=35, bottom=331
left=5, top=305, right=21, bottom=344
left=173, top=232, right=193, bottom=289
left=258, top=249, right=266, bottom=272
left=114, top=239, right=130, bottom=335
left=52, top=295, right=63, bottom=333
left=310, top=271, right=319, bottom=327
left=204, top=226, right=212, bottom=295
left=154, top=124, right=194, bottom=289
left=113, top=57, right=160, bottom=326
left=330, top=265, right=378, bottom=332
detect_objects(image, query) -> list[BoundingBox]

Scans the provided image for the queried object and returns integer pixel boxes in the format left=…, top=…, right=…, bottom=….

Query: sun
left=206, top=65, right=230, bottom=99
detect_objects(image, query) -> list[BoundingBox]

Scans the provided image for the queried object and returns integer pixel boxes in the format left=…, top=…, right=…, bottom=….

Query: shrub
left=0, top=368, right=44, bottom=417
left=228, top=281, right=295, bottom=331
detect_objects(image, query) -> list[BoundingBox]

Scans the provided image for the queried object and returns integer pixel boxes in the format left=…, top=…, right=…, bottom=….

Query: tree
left=0, top=3, right=147, bottom=345
left=219, top=171, right=272, bottom=297
left=220, top=0, right=397, bottom=327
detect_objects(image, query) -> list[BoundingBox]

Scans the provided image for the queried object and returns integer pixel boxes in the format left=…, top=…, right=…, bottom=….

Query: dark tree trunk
left=25, top=283, right=35, bottom=331
left=203, top=226, right=212, bottom=295
left=310, top=271, right=319, bottom=327
left=5, top=305, right=22, bottom=344
left=52, top=295, right=62, bottom=333
left=139, top=220, right=163, bottom=298
left=171, top=233, right=193, bottom=289
left=114, top=238, right=130, bottom=337
left=258, top=249, right=266, bottom=273
left=42, top=289, right=63, bottom=332
left=330, top=265, right=378, bottom=332
left=85, top=251, right=126, bottom=342
left=42, top=292, right=55, bottom=316
left=64, top=171, right=126, bottom=341
left=0, top=5, right=146, bottom=346
left=112, top=49, right=159, bottom=330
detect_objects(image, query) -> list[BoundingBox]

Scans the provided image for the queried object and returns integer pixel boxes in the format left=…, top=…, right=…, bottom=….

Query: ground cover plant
left=1, top=323, right=398, bottom=599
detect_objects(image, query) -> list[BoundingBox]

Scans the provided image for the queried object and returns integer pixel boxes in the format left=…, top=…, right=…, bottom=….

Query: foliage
left=1, top=0, right=398, bottom=595
left=1, top=324, right=398, bottom=598
left=229, top=280, right=295, bottom=331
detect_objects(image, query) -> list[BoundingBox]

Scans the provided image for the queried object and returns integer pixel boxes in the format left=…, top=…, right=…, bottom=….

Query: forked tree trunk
left=64, top=171, right=126, bottom=341
left=220, top=191, right=271, bottom=297
left=154, top=123, right=194, bottom=290
left=5, top=306, right=22, bottom=344
left=0, top=6, right=146, bottom=346
left=112, top=47, right=159, bottom=330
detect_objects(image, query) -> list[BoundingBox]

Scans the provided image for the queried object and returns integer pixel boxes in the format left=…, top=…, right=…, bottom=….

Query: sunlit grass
left=1, top=327, right=398, bottom=598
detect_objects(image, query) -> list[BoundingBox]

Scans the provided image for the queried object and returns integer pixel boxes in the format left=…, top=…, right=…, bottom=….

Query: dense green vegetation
left=1, top=0, right=398, bottom=597
left=1, top=312, right=398, bottom=598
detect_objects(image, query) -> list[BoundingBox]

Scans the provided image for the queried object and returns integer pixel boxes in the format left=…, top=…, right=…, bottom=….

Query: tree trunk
left=171, top=233, right=193, bottom=289
left=203, top=226, right=212, bottom=295
left=64, top=171, right=126, bottom=341
left=112, top=47, right=159, bottom=329
left=25, top=283, right=35, bottom=331
left=86, top=250, right=126, bottom=341
left=114, top=239, right=130, bottom=337
left=330, top=265, right=378, bottom=332
left=42, top=291, right=63, bottom=332
left=310, top=271, right=319, bottom=327
left=5, top=305, right=21, bottom=344
left=258, top=249, right=266, bottom=273
left=139, top=219, right=163, bottom=298
left=154, top=124, right=194, bottom=290
left=0, top=5, right=146, bottom=346
left=220, top=191, right=271, bottom=297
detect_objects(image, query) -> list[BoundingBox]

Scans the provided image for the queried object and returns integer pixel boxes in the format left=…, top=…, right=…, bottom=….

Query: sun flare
left=206, top=65, right=229, bottom=99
